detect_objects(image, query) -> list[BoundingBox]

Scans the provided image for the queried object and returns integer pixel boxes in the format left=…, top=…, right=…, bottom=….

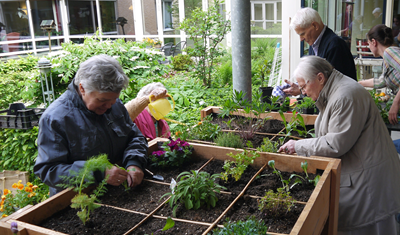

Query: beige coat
left=295, top=70, right=400, bottom=231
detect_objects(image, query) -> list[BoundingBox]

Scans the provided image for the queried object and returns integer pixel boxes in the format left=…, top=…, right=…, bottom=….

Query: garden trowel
left=145, top=168, right=164, bottom=181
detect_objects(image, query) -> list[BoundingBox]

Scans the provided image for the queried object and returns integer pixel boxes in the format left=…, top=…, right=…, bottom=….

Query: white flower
left=133, top=65, right=150, bottom=69
left=113, top=56, right=120, bottom=59
left=199, top=101, right=205, bottom=105
left=58, top=74, right=64, bottom=77
left=149, top=58, right=152, bottom=61
left=170, top=178, right=176, bottom=194
left=120, top=47, right=127, bottom=53
left=130, top=56, right=139, bottom=61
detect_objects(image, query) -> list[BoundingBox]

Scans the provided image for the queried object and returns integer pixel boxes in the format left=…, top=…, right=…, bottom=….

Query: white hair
left=74, top=54, right=129, bottom=94
left=137, top=82, right=166, bottom=98
left=372, top=8, right=382, bottom=14
left=293, top=56, right=333, bottom=83
left=290, top=7, right=323, bottom=30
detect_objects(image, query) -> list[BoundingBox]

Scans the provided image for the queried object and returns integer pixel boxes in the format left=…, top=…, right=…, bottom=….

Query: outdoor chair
left=171, top=41, right=186, bottom=57
left=159, top=42, right=173, bottom=56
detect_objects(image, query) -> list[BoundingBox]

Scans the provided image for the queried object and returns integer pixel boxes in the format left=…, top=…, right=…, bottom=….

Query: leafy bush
left=217, top=60, right=232, bottom=85
left=256, top=137, right=280, bottom=153
left=212, top=217, right=268, bottom=235
left=172, top=54, right=193, bottom=71
left=214, top=132, right=243, bottom=148
left=191, top=116, right=221, bottom=141
left=161, top=170, right=226, bottom=217
left=0, top=127, right=39, bottom=172
left=221, top=149, right=259, bottom=181
left=149, top=137, right=194, bottom=168
left=258, top=188, right=294, bottom=218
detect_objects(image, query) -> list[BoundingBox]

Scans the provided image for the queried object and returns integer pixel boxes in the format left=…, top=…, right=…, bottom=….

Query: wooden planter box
left=200, top=106, right=318, bottom=126
left=8, top=139, right=340, bottom=235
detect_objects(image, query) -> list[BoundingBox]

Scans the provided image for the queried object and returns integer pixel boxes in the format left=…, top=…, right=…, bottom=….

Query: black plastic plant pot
left=259, top=87, right=273, bottom=104
left=302, top=108, right=316, bottom=114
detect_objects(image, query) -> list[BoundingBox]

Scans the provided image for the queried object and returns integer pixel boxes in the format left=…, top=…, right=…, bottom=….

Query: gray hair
left=293, top=56, right=333, bottom=83
left=137, top=82, right=166, bottom=98
left=290, top=7, right=323, bottom=30
left=74, top=54, right=129, bottom=94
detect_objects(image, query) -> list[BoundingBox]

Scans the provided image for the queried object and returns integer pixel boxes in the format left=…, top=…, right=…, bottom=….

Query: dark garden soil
left=208, top=113, right=315, bottom=149
left=39, top=158, right=317, bottom=235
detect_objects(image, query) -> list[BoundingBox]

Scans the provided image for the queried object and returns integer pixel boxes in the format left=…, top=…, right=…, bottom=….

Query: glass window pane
left=163, top=1, right=172, bottom=29
left=142, top=0, right=157, bottom=35
left=0, top=0, right=31, bottom=46
left=35, top=38, right=64, bottom=49
left=251, top=22, right=281, bottom=35
left=164, top=1, right=180, bottom=35
left=254, top=4, right=262, bottom=20
left=30, top=0, right=63, bottom=38
left=277, top=2, right=282, bottom=20
left=115, top=0, right=134, bottom=36
left=68, top=1, right=95, bottom=35
left=184, top=0, right=201, bottom=19
left=99, top=1, right=116, bottom=34
left=265, top=4, right=274, bottom=20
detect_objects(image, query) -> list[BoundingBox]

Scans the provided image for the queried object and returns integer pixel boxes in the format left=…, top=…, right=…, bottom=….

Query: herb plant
left=161, top=170, right=226, bottom=217
left=258, top=188, right=295, bottom=218
left=289, top=161, right=321, bottom=188
left=191, top=116, right=221, bottom=141
left=222, top=150, right=260, bottom=181
left=268, top=160, right=290, bottom=192
left=57, top=154, right=113, bottom=225
left=256, top=137, right=279, bottom=153
left=212, top=217, right=268, bottom=235
left=296, top=97, right=316, bottom=111
left=150, top=137, right=193, bottom=168
left=214, top=132, right=244, bottom=149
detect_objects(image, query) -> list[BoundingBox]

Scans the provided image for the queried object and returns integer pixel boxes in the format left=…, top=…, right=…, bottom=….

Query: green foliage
left=216, top=59, right=233, bottom=85
left=0, top=127, right=39, bottom=172
left=278, top=110, right=315, bottom=139
left=179, top=0, right=231, bottom=87
left=369, top=89, right=399, bottom=124
left=115, top=165, right=136, bottom=191
left=191, top=116, right=221, bottom=141
left=214, top=132, right=244, bottom=149
left=296, top=97, right=315, bottom=109
left=149, top=137, right=194, bottom=169
left=289, top=161, right=320, bottom=188
left=257, top=188, right=294, bottom=218
left=212, top=217, right=268, bottom=235
left=251, top=38, right=278, bottom=87
left=172, top=54, right=194, bottom=71
left=161, top=170, right=226, bottom=217
left=268, top=160, right=290, bottom=192
left=255, top=59, right=272, bottom=87
left=256, top=137, right=279, bottom=153
left=221, top=149, right=259, bottom=181
left=57, top=154, right=113, bottom=225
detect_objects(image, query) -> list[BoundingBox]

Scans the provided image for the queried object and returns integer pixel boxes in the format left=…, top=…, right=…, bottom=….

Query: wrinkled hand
left=126, top=166, right=144, bottom=188
left=149, top=88, right=168, bottom=101
left=282, top=79, right=301, bottom=96
left=105, top=166, right=128, bottom=186
left=388, top=103, right=399, bottom=125
left=278, top=140, right=297, bottom=155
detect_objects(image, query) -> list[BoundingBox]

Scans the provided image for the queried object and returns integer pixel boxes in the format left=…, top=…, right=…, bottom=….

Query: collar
left=312, top=25, right=326, bottom=56
left=315, top=69, right=341, bottom=110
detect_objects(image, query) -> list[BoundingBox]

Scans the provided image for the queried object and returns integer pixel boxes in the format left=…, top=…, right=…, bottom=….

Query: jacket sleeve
left=125, top=96, right=149, bottom=122
left=120, top=104, right=149, bottom=171
left=295, top=96, right=368, bottom=158
left=34, top=115, right=91, bottom=192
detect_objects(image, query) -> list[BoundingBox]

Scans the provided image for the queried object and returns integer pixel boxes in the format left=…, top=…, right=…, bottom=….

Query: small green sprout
left=115, top=165, right=136, bottom=191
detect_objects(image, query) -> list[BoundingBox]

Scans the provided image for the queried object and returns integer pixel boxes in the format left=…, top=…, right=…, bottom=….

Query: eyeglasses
left=299, top=80, right=309, bottom=93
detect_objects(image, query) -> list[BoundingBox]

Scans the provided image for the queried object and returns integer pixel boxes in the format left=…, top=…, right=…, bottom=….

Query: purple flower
left=152, top=150, right=165, bottom=157
left=177, top=147, right=183, bottom=152
left=10, top=222, right=18, bottom=234
left=180, top=141, right=190, bottom=147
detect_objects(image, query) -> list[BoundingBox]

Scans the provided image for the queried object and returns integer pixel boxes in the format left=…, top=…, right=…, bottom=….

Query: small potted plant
left=295, top=97, right=316, bottom=114
left=256, top=59, right=273, bottom=104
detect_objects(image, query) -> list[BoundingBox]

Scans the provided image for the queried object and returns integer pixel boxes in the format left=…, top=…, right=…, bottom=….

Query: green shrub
left=172, top=54, right=193, bottom=71
left=217, top=60, right=232, bottom=85
left=215, top=132, right=243, bottom=148
left=191, top=116, right=221, bottom=141
left=212, top=217, right=268, bottom=235
left=256, top=137, right=279, bottom=153
left=221, top=149, right=259, bottom=181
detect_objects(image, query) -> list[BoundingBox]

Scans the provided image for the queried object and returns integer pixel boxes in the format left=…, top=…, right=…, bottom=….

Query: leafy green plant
left=191, top=116, right=221, bottom=141
left=212, top=217, right=268, bottom=235
left=255, top=59, right=272, bottom=88
left=217, top=59, right=233, bottom=85
left=172, top=54, right=194, bottom=71
left=57, top=154, right=113, bottom=225
left=296, top=97, right=316, bottom=114
left=369, top=89, right=400, bottom=124
left=161, top=170, right=226, bottom=217
left=268, top=160, right=290, bottom=192
left=256, top=137, right=279, bottom=153
left=214, top=132, right=244, bottom=148
left=179, top=0, right=231, bottom=87
left=115, top=165, right=136, bottom=191
left=150, top=137, right=194, bottom=168
left=222, top=149, right=260, bottom=181
left=289, top=161, right=321, bottom=188
left=145, top=217, right=175, bottom=235
left=278, top=110, right=315, bottom=140
left=257, top=188, right=295, bottom=218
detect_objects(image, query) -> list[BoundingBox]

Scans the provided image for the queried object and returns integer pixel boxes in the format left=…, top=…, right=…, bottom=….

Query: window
left=163, top=0, right=172, bottom=30
left=251, top=1, right=282, bottom=35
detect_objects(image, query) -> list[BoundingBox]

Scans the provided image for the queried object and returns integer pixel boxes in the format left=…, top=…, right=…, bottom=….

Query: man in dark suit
left=283, top=7, right=357, bottom=96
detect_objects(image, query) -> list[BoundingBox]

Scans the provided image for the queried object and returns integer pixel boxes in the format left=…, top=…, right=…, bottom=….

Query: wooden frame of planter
left=200, top=106, right=318, bottom=125
left=7, top=139, right=340, bottom=235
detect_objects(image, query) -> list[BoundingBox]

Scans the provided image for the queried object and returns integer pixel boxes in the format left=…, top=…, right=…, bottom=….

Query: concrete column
left=231, top=0, right=251, bottom=101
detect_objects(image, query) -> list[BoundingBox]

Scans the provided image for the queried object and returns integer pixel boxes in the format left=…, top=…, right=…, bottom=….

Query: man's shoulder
left=322, top=27, right=346, bottom=45
left=41, top=92, right=76, bottom=122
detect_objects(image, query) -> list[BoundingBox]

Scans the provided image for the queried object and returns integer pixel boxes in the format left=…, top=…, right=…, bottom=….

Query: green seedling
left=116, top=165, right=136, bottom=191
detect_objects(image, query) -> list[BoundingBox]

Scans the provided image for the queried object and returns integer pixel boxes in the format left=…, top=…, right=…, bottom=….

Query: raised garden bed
left=7, top=139, right=340, bottom=235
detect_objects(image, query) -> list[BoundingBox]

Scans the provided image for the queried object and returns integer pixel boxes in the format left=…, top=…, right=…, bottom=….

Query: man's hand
left=126, top=165, right=144, bottom=188
left=282, top=79, right=301, bottom=96
left=278, top=140, right=297, bottom=155
left=105, top=166, right=128, bottom=186
left=389, top=102, right=399, bottom=125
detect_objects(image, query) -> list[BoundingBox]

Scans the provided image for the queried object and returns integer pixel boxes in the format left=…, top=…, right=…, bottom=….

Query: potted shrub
left=296, top=97, right=317, bottom=114
left=256, top=59, right=273, bottom=104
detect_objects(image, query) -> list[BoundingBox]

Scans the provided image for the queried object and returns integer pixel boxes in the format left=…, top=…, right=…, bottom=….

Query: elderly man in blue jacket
left=283, top=7, right=357, bottom=96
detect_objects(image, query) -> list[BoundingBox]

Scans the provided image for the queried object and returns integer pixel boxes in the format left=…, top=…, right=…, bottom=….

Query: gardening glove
left=278, top=140, right=297, bottom=155
left=282, top=79, right=301, bottom=96
left=126, top=165, right=144, bottom=188
left=272, top=84, right=290, bottom=99
left=149, top=88, right=168, bottom=101
left=105, top=166, right=128, bottom=186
